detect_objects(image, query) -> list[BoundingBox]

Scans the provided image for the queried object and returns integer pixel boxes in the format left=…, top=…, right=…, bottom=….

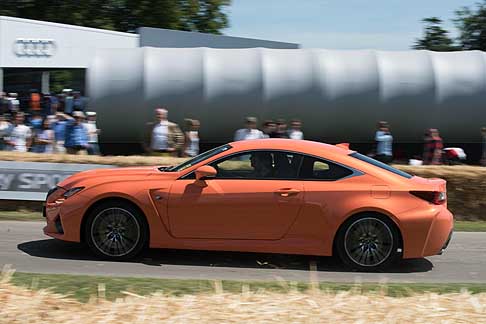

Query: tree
left=413, top=17, right=457, bottom=51
left=0, top=0, right=231, bottom=34
left=454, top=2, right=486, bottom=51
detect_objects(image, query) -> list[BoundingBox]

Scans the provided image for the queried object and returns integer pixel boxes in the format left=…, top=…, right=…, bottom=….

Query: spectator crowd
left=144, top=107, right=486, bottom=166
left=1, top=93, right=486, bottom=167
left=374, top=121, right=477, bottom=165
left=143, top=109, right=303, bottom=158
left=0, top=89, right=99, bottom=155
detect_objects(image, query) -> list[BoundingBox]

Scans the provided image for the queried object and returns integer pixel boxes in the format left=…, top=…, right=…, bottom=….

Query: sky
left=224, top=0, right=478, bottom=50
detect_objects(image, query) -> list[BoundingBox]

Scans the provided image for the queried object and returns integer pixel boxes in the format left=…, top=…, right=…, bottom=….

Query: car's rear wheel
left=85, top=201, right=148, bottom=261
left=336, top=214, right=400, bottom=271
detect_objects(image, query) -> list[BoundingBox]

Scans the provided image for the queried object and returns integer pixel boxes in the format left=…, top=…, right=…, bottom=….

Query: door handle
left=275, top=188, right=301, bottom=197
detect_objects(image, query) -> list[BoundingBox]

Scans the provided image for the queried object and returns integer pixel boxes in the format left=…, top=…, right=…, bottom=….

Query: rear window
left=299, top=156, right=353, bottom=180
left=350, top=153, right=413, bottom=179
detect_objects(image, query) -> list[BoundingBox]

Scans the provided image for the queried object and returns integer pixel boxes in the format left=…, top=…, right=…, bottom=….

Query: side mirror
left=195, top=165, right=217, bottom=181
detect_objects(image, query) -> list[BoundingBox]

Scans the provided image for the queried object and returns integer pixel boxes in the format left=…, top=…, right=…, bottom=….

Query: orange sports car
left=44, top=139, right=453, bottom=271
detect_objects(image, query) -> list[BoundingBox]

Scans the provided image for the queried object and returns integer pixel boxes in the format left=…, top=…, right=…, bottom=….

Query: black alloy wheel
left=85, top=201, right=148, bottom=261
left=336, top=214, right=401, bottom=271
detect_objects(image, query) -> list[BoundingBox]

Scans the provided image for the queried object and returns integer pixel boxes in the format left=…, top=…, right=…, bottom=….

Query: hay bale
left=396, top=165, right=486, bottom=221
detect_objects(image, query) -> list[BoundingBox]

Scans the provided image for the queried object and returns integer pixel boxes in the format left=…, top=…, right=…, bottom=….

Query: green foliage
left=454, top=2, right=486, bottom=51
left=414, top=17, right=456, bottom=51
left=0, top=0, right=230, bottom=34
left=415, top=1, right=486, bottom=51
left=49, top=70, right=85, bottom=94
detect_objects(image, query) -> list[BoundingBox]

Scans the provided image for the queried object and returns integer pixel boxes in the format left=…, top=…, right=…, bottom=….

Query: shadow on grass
left=18, top=238, right=433, bottom=274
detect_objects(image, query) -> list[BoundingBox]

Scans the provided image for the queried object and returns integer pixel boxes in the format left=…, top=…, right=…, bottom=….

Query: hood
left=57, top=166, right=179, bottom=189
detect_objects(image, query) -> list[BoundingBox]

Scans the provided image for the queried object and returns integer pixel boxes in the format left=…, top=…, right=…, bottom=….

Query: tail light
left=410, top=191, right=446, bottom=205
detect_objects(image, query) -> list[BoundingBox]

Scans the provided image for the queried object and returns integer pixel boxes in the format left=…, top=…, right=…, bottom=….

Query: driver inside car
left=250, top=152, right=274, bottom=178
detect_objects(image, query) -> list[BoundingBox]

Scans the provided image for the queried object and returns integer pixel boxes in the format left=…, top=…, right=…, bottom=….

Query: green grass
left=0, top=211, right=43, bottom=221
left=1, top=212, right=486, bottom=232
left=8, top=272, right=486, bottom=303
left=454, top=220, right=486, bottom=232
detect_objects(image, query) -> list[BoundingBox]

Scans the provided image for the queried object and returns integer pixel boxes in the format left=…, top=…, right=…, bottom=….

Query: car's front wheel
left=336, top=214, right=401, bottom=271
left=85, top=200, right=148, bottom=261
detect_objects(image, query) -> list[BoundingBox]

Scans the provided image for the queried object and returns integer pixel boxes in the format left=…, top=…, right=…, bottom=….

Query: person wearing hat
left=63, top=111, right=88, bottom=154
left=234, top=116, right=264, bottom=141
left=84, top=111, right=100, bottom=155
left=64, top=90, right=74, bottom=115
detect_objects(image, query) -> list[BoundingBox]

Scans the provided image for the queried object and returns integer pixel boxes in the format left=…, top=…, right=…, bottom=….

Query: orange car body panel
left=44, top=139, right=453, bottom=259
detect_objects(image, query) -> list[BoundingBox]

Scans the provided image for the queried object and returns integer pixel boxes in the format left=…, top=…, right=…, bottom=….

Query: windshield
left=349, top=152, right=413, bottom=179
left=162, top=144, right=232, bottom=172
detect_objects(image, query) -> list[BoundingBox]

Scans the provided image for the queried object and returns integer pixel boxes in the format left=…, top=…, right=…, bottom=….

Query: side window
left=299, top=156, right=353, bottom=180
left=210, top=151, right=303, bottom=180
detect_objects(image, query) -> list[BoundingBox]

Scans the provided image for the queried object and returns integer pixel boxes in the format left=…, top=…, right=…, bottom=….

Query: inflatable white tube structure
left=89, top=47, right=486, bottom=144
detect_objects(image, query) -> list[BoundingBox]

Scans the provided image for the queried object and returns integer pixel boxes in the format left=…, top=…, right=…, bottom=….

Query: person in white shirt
left=84, top=111, right=101, bottom=155
left=234, top=117, right=264, bottom=141
left=374, top=121, right=393, bottom=164
left=183, top=119, right=200, bottom=157
left=6, top=112, right=32, bottom=152
left=288, top=119, right=304, bottom=140
left=7, top=93, right=20, bottom=113
left=144, top=108, right=184, bottom=156
left=0, top=114, right=13, bottom=150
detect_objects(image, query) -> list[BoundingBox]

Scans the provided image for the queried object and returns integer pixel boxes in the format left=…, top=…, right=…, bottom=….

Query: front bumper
left=43, top=202, right=65, bottom=239
left=43, top=187, right=83, bottom=242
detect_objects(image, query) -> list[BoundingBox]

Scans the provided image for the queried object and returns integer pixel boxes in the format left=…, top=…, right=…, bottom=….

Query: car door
left=167, top=150, right=304, bottom=240
left=298, top=155, right=358, bottom=240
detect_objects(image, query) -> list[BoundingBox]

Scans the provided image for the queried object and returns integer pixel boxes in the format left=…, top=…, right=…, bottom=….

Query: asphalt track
left=1, top=221, right=485, bottom=283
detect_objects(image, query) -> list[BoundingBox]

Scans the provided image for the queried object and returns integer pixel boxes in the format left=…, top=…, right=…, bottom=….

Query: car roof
left=228, top=139, right=353, bottom=158
left=226, top=139, right=409, bottom=184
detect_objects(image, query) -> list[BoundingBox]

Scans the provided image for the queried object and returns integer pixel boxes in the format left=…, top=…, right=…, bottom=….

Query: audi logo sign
left=14, top=38, right=57, bottom=57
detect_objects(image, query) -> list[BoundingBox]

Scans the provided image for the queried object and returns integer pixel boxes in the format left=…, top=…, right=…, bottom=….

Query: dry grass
left=0, top=151, right=186, bottom=167
left=1, top=269, right=485, bottom=323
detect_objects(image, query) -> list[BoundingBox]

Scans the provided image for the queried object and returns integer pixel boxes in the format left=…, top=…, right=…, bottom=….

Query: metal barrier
left=0, top=161, right=114, bottom=201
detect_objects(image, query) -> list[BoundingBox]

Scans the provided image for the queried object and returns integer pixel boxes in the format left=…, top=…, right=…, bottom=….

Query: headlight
left=62, top=187, right=85, bottom=199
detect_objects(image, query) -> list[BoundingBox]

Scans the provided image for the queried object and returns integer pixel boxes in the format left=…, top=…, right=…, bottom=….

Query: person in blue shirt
left=63, top=111, right=88, bottom=154
left=375, top=121, right=393, bottom=164
left=53, top=112, right=68, bottom=153
left=73, top=91, right=86, bottom=112
left=63, top=91, right=74, bottom=115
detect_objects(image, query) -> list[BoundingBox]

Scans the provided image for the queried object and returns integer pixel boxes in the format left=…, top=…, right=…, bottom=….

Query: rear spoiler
left=336, top=143, right=350, bottom=150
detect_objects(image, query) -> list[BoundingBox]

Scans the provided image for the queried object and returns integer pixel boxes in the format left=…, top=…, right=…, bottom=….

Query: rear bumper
left=422, top=207, right=454, bottom=257
left=436, top=229, right=453, bottom=255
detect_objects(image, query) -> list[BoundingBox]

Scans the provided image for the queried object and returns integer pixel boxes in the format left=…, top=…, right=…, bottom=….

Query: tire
left=335, top=213, right=401, bottom=272
left=84, top=200, right=148, bottom=261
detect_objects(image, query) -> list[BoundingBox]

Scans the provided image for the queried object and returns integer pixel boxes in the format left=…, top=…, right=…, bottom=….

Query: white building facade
left=0, top=16, right=298, bottom=96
